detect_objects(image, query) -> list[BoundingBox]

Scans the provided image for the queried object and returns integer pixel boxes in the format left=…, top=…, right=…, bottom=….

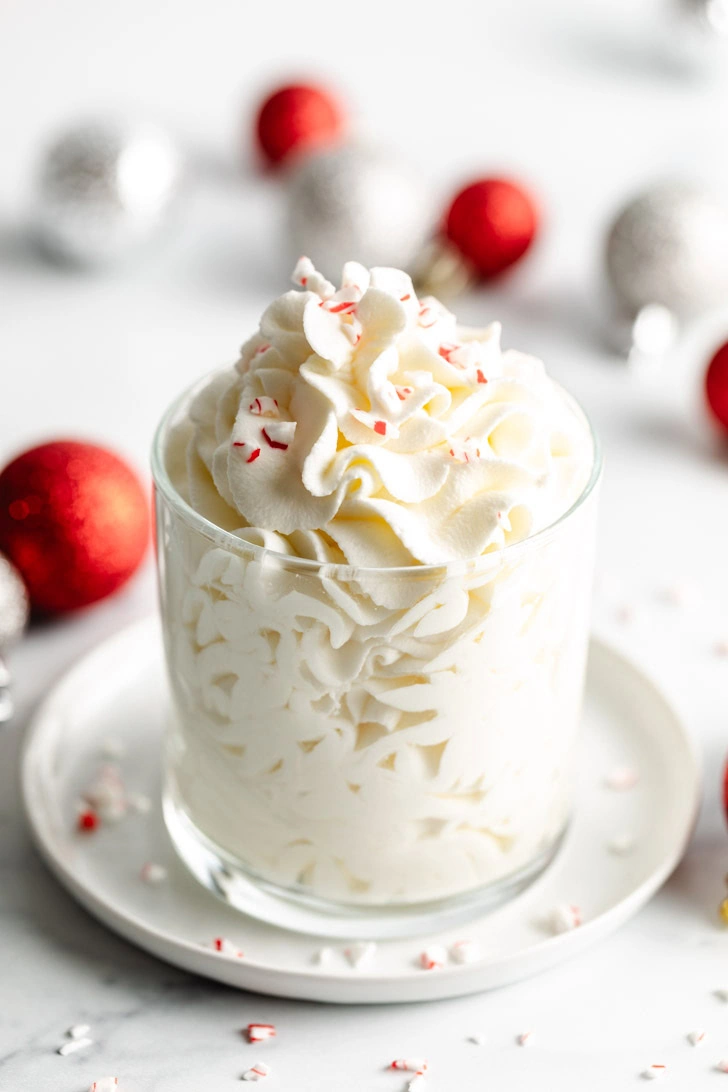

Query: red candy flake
left=391, top=1059, right=428, bottom=1073
left=212, top=936, right=244, bottom=958
left=247, top=448, right=261, bottom=463
left=373, top=420, right=387, bottom=436
left=262, top=428, right=288, bottom=451
left=247, top=1023, right=277, bottom=1043
left=476, top=369, right=488, bottom=384
left=77, top=809, right=99, bottom=833
left=396, top=386, right=413, bottom=401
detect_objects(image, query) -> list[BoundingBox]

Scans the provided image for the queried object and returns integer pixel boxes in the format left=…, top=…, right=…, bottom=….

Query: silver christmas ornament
left=605, top=182, right=728, bottom=320
left=32, top=118, right=184, bottom=266
left=0, top=553, right=29, bottom=723
left=286, top=146, right=434, bottom=281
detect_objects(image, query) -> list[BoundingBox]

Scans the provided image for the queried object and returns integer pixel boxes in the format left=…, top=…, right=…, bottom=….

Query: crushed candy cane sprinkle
left=687, top=1030, right=706, bottom=1047
left=548, top=903, right=582, bottom=934
left=449, top=939, right=481, bottom=964
left=718, top=1059, right=728, bottom=1073
left=344, top=941, right=376, bottom=969
left=242, top=1062, right=271, bottom=1082
left=89, top=1080, right=118, bottom=1092
left=642, top=1064, right=667, bottom=1080
left=419, top=945, right=447, bottom=971
left=58, top=1036, right=93, bottom=1056
left=211, top=936, right=244, bottom=958
left=247, top=1024, right=276, bottom=1044
left=391, top=1059, right=428, bottom=1073
left=517, top=1031, right=534, bottom=1047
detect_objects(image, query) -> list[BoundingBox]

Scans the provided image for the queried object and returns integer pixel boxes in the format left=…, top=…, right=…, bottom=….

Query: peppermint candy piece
left=242, top=1062, right=270, bottom=1081
left=344, top=941, right=376, bottom=969
left=247, top=1023, right=276, bottom=1044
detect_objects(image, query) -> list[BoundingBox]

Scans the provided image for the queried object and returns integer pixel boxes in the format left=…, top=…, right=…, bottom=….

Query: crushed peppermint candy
left=242, top=1061, right=270, bottom=1081
left=349, top=408, right=399, bottom=439
left=68, top=1023, right=91, bottom=1039
left=448, top=437, right=481, bottom=464
left=232, top=440, right=261, bottom=463
left=247, top=1024, right=276, bottom=1044
left=344, top=941, right=376, bottom=969
left=604, top=766, right=640, bottom=791
left=313, top=946, right=334, bottom=966
left=262, top=421, right=296, bottom=450
left=687, top=1029, right=706, bottom=1047
left=408, top=1075, right=427, bottom=1091
left=292, top=256, right=335, bottom=297
left=89, top=1080, right=118, bottom=1092
left=248, top=396, right=279, bottom=417
left=211, top=937, right=244, bottom=958
left=419, top=945, right=447, bottom=971
left=82, top=764, right=128, bottom=822
left=77, top=809, right=99, bottom=833
left=58, top=1036, right=94, bottom=1056
left=140, top=862, right=167, bottom=885
left=642, top=1064, right=667, bottom=1080
left=391, top=1059, right=428, bottom=1073
left=449, top=939, right=481, bottom=964
left=718, top=1059, right=728, bottom=1072
left=517, top=1031, right=534, bottom=1047
left=548, top=903, right=582, bottom=934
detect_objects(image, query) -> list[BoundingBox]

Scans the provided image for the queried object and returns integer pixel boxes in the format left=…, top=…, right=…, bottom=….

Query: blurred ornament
left=612, top=303, right=680, bottom=375
left=0, top=553, right=29, bottom=723
left=674, top=0, right=728, bottom=44
left=705, top=340, right=728, bottom=432
left=0, top=441, right=149, bottom=614
left=255, top=83, right=345, bottom=168
left=286, top=146, right=433, bottom=281
left=32, top=118, right=184, bottom=267
left=444, top=178, right=540, bottom=280
left=604, top=183, right=728, bottom=322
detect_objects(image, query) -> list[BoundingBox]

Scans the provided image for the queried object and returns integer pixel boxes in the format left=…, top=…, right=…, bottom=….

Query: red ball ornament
left=0, top=440, right=149, bottom=614
left=255, top=83, right=344, bottom=168
left=444, top=177, right=540, bottom=279
left=706, top=341, right=728, bottom=433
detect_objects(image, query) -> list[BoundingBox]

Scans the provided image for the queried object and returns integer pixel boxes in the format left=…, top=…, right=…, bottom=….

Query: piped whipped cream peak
left=182, top=258, right=592, bottom=568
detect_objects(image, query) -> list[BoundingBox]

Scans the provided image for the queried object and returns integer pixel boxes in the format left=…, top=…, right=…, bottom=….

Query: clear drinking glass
left=152, top=380, right=601, bottom=938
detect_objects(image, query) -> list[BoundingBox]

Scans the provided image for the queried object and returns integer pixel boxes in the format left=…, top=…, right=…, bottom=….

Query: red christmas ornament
left=255, top=83, right=344, bottom=167
left=0, top=440, right=149, bottom=614
left=706, top=341, right=728, bottom=433
left=444, top=178, right=540, bottom=279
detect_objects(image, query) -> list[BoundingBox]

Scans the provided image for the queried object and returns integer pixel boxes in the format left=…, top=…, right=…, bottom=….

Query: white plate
left=21, top=617, right=699, bottom=1004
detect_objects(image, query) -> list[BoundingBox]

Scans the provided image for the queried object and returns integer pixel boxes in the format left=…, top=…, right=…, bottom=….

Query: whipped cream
left=158, top=259, right=598, bottom=908
left=173, top=257, right=590, bottom=571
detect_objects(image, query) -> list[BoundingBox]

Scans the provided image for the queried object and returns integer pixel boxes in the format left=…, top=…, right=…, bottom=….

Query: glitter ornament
left=604, top=183, right=728, bottom=320
left=255, top=83, right=344, bottom=167
left=32, top=118, right=183, bottom=266
left=706, top=341, right=728, bottom=433
left=0, top=441, right=149, bottom=614
left=443, top=178, right=540, bottom=280
left=0, top=552, right=29, bottom=723
left=286, top=146, right=433, bottom=282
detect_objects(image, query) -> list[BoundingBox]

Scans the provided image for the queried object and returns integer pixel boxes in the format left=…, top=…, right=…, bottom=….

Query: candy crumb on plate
left=247, top=1024, right=276, bottom=1044
left=449, top=939, right=481, bottom=963
left=67, top=1023, right=91, bottom=1039
left=548, top=903, right=582, bottom=934
left=58, top=1037, right=93, bottom=1056
left=419, top=945, right=447, bottom=970
left=89, top=1080, right=118, bottom=1092
left=242, top=1062, right=270, bottom=1081
left=687, top=1030, right=706, bottom=1046
left=517, top=1031, right=534, bottom=1047
left=642, top=1064, right=667, bottom=1080
left=344, top=941, right=376, bottom=969
left=140, top=862, right=167, bottom=884
left=391, top=1059, right=428, bottom=1073
left=211, top=937, right=244, bottom=958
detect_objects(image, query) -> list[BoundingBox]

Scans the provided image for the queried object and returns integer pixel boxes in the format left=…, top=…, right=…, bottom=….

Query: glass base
left=164, top=794, right=567, bottom=940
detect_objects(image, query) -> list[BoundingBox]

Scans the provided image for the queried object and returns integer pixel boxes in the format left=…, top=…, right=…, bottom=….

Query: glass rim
left=151, top=370, right=602, bottom=580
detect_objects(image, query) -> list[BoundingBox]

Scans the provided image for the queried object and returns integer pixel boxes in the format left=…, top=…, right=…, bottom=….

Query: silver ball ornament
left=605, top=182, right=728, bottom=320
left=0, top=553, right=29, bottom=724
left=286, top=146, right=434, bottom=281
left=32, top=118, right=184, bottom=266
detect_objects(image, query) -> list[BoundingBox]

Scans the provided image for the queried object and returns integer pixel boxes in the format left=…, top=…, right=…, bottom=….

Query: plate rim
left=20, top=616, right=702, bottom=1003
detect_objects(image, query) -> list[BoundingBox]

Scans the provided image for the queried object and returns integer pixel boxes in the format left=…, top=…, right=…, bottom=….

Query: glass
left=152, top=379, right=601, bottom=938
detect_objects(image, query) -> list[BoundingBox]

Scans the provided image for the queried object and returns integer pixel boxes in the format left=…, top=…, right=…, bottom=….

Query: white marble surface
left=3, top=0, right=728, bottom=1088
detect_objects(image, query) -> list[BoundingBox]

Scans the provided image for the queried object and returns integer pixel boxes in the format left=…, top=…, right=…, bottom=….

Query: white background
left=2, top=1, right=728, bottom=1088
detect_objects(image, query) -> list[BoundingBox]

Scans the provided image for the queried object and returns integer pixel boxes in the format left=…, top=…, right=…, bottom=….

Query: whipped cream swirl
left=179, top=258, right=592, bottom=569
